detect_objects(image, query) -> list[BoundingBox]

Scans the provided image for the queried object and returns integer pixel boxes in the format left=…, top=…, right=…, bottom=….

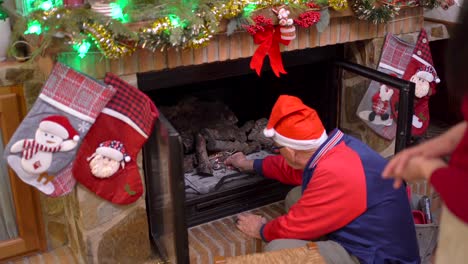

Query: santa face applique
left=87, top=140, right=131, bottom=178
left=410, top=75, right=430, bottom=99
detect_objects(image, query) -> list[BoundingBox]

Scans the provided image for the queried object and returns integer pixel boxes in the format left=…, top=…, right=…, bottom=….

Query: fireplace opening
left=138, top=45, right=345, bottom=261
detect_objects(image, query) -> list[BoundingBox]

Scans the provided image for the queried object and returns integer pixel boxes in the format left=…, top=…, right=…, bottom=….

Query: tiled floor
left=4, top=246, right=77, bottom=264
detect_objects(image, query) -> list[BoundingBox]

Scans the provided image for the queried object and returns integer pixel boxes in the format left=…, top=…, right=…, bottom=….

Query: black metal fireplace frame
left=142, top=60, right=415, bottom=264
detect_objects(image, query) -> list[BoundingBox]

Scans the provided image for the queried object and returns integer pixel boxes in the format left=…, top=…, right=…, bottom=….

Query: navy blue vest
left=303, top=130, right=420, bottom=264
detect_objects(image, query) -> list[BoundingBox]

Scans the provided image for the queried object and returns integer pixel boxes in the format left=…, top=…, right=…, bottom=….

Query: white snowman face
left=410, top=75, right=430, bottom=98
left=35, top=129, right=63, bottom=147
left=89, top=154, right=120, bottom=178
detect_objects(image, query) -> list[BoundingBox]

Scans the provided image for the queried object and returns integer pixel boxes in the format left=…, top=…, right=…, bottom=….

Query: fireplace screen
left=139, top=52, right=414, bottom=263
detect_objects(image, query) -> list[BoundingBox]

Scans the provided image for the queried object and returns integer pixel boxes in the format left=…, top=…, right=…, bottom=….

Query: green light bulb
left=73, top=40, right=91, bottom=58
left=24, top=20, right=42, bottom=35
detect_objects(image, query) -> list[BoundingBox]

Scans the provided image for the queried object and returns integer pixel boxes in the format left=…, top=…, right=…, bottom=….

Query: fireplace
left=137, top=40, right=415, bottom=262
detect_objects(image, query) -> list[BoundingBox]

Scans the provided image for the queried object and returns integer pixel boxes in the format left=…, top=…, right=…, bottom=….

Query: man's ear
left=283, top=146, right=295, bottom=156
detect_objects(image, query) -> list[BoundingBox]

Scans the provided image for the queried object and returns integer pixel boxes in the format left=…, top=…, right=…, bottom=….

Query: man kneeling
left=226, top=95, right=420, bottom=264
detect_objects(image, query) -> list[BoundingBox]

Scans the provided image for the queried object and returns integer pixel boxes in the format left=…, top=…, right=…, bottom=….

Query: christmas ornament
left=351, top=0, right=400, bottom=24
left=4, top=63, right=116, bottom=195
left=245, top=15, right=291, bottom=77
left=273, top=6, right=296, bottom=41
left=72, top=73, right=158, bottom=205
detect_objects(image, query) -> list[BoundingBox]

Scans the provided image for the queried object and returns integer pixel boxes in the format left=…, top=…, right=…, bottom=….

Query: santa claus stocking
left=72, top=73, right=158, bottom=205
left=357, top=33, right=416, bottom=139
left=393, top=29, right=440, bottom=137
left=3, top=63, right=116, bottom=195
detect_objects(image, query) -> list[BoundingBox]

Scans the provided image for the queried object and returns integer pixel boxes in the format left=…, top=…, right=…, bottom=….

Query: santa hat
left=39, top=115, right=79, bottom=141
left=96, top=140, right=131, bottom=162
left=413, top=29, right=441, bottom=84
left=416, top=65, right=440, bottom=84
left=263, top=95, right=327, bottom=150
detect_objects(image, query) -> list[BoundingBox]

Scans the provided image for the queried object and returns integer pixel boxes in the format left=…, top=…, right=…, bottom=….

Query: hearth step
left=188, top=201, right=286, bottom=264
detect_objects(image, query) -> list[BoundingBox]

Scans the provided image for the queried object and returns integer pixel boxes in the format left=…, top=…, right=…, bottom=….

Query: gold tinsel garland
left=83, top=21, right=136, bottom=58
left=329, top=0, right=348, bottom=10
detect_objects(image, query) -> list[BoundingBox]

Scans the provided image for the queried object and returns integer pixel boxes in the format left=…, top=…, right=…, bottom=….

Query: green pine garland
left=351, top=0, right=400, bottom=24
left=0, top=0, right=9, bottom=21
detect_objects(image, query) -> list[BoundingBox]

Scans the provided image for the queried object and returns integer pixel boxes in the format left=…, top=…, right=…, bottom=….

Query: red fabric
left=72, top=75, right=158, bottom=204
left=261, top=155, right=303, bottom=185
left=250, top=25, right=290, bottom=77
left=73, top=114, right=145, bottom=204
left=372, top=92, right=390, bottom=115
left=430, top=97, right=468, bottom=224
left=261, top=142, right=367, bottom=241
left=41, top=63, right=116, bottom=119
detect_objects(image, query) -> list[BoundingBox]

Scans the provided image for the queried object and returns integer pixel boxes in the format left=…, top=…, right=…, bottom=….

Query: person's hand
left=383, top=156, right=447, bottom=188
left=224, top=152, right=254, bottom=172
left=382, top=145, right=427, bottom=188
left=236, top=213, right=267, bottom=239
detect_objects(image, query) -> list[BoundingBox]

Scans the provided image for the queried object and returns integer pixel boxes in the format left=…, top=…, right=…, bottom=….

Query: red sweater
left=259, top=142, right=367, bottom=241
left=430, top=97, right=468, bottom=224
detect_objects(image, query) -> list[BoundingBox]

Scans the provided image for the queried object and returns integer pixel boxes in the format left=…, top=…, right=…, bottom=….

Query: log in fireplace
left=138, top=46, right=414, bottom=263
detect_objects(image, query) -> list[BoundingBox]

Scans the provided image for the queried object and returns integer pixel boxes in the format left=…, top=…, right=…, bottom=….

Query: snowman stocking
left=357, top=33, right=416, bottom=139
left=72, top=73, right=158, bottom=205
left=3, top=63, right=116, bottom=195
left=393, top=29, right=440, bottom=137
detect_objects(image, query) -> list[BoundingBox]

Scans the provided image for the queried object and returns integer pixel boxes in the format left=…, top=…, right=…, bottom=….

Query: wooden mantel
left=48, top=7, right=423, bottom=79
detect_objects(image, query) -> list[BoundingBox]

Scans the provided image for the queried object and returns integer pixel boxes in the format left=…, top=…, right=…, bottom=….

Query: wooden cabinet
left=0, top=85, right=46, bottom=260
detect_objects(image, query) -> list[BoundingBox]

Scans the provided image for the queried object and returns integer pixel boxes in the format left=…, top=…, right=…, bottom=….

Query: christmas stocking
left=4, top=63, right=116, bottom=195
left=392, top=29, right=440, bottom=137
left=72, top=73, right=159, bottom=205
left=357, top=33, right=416, bottom=139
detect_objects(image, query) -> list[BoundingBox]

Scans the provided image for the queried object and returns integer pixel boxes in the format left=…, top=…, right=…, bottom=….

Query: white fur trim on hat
left=416, top=71, right=434, bottom=83
left=267, top=129, right=328, bottom=150
left=263, top=128, right=276, bottom=138
left=96, top=146, right=124, bottom=161
left=39, top=121, right=68, bottom=139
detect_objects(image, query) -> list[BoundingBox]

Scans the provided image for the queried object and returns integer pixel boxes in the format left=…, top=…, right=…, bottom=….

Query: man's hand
left=236, top=213, right=267, bottom=239
left=224, top=152, right=254, bottom=172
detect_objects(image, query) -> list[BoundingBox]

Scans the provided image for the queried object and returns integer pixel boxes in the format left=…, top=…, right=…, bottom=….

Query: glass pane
left=0, top=128, right=18, bottom=241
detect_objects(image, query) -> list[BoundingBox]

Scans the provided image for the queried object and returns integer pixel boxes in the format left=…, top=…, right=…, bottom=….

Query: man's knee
left=285, top=186, right=302, bottom=212
left=264, top=239, right=309, bottom=252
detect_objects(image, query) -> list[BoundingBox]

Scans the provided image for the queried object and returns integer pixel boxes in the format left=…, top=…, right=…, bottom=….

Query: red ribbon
left=250, top=25, right=291, bottom=77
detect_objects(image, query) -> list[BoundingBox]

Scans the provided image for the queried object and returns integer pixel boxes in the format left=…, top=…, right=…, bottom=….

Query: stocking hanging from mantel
left=357, top=29, right=440, bottom=140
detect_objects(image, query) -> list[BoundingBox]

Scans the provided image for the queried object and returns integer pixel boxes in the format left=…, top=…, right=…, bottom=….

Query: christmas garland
left=351, top=0, right=400, bottom=24
left=0, top=0, right=8, bottom=21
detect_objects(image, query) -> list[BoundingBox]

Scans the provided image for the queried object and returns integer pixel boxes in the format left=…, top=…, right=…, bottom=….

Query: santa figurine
left=87, top=140, right=131, bottom=178
left=9, top=115, right=79, bottom=184
left=369, top=84, right=394, bottom=123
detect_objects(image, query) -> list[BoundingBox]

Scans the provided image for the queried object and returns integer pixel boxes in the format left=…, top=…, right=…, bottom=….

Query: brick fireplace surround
left=14, top=6, right=448, bottom=263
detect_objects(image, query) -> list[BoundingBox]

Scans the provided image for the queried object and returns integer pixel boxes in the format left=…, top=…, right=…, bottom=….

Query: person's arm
left=382, top=121, right=466, bottom=188
left=261, top=165, right=366, bottom=241
left=225, top=152, right=302, bottom=185
left=255, top=155, right=303, bottom=185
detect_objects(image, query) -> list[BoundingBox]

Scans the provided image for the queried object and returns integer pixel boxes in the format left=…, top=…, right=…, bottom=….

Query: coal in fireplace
left=138, top=47, right=415, bottom=263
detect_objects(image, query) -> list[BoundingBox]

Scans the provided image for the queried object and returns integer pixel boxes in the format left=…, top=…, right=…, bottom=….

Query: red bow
left=250, top=25, right=291, bottom=77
